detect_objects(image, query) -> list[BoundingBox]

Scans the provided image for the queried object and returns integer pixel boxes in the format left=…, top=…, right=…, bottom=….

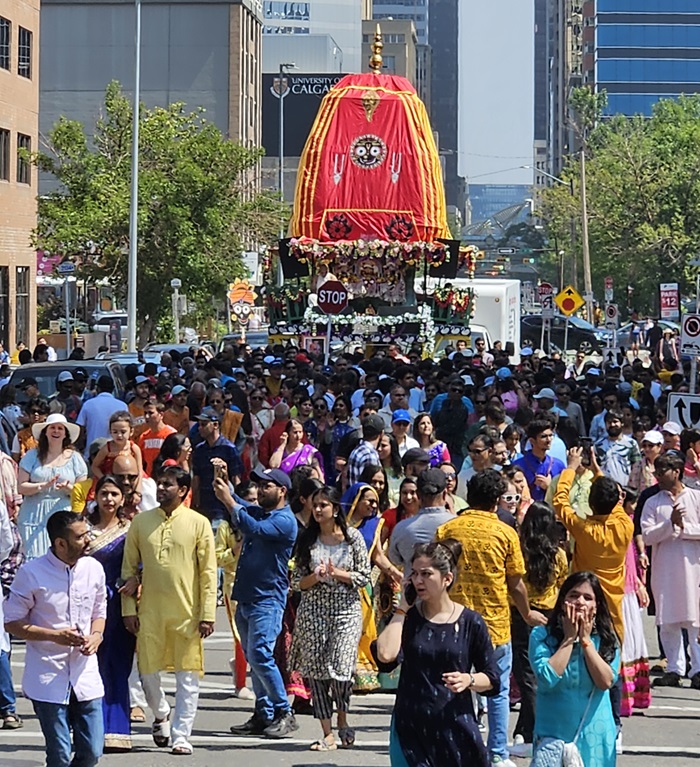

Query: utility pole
left=580, top=147, right=593, bottom=322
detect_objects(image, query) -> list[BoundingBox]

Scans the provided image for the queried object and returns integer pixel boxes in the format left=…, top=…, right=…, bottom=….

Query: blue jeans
left=0, top=649, right=16, bottom=714
left=235, top=598, right=289, bottom=722
left=33, top=693, right=103, bottom=767
left=487, top=641, right=512, bottom=760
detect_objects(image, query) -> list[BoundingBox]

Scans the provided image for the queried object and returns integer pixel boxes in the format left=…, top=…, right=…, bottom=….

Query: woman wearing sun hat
left=17, top=413, right=87, bottom=559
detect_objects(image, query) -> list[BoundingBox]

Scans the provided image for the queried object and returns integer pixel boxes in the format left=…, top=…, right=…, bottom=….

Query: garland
left=266, top=285, right=309, bottom=308
left=432, top=286, right=476, bottom=314
left=288, top=237, right=448, bottom=267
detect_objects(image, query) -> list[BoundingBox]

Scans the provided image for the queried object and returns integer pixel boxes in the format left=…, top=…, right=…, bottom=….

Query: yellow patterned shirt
left=436, top=510, right=525, bottom=646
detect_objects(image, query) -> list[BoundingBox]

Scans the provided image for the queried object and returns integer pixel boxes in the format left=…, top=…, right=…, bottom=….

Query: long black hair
left=290, top=476, right=324, bottom=516
left=395, top=476, right=419, bottom=524
left=360, top=463, right=389, bottom=511
left=87, top=475, right=126, bottom=526
left=547, top=571, right=618, bottom=662
left=295, top=486, right=350, bottom=574
left=519, top=501, right=561, bottom=592
left=152, top=432, right=189, bottom=477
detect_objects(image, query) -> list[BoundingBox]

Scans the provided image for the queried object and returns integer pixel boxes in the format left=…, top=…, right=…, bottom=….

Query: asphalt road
left=2, top=611, right=700, bottom=767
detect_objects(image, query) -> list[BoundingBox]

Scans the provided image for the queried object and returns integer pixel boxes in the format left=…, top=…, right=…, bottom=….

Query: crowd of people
left=0, top=335, right=697, bottom=767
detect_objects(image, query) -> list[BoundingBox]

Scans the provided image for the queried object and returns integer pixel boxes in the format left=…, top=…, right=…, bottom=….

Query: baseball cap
left=362, top=413, right=385, bottom=437
left=496, top=367, right=512, bottom=380
left=520, top=347, right=534, bottom=357
left=57, top=371, right=74, bottom=383
left=641, top=430, right=663, bottom=445
left=171, top=384, right=188, bottom=395
left=586, top=368, right=601, bottom=377
left=618, top=382, right=633, bottom=394
left=74, top=367, right=88, bottom=380
left=533, top=387, right=557, bottom=400
left=391, top=409, right=411, bottom=424
left=461, top=375, right=474, bottom=387
left=417, top=467, right=448, bottom=495
left=195, top=407, right=221, bottom=424
left=271, top=358, right=284, bottom=367
left=134, top=375, right=151, bottom=385
left=207, top=378, right=223, bottom=389
left=18, top=377, right=38, bottom=389
left=401, top=447, right=431, bottom=467
left=250, top=467, right=292, bottom=490
left=661, top=421, right=681, bottom=436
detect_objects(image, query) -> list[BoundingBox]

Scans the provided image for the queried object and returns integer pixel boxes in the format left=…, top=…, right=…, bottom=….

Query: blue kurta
left=530, top=626, right=619, bottom=767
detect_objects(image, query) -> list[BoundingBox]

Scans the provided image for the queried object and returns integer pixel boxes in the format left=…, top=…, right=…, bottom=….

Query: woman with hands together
left=375, top=540, right=499, bottom=767
left=529, top=572, right=620, bottom=767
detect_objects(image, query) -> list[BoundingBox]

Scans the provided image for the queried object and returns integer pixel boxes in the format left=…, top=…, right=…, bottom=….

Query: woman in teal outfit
left=530, top=571, right=620, bottom=767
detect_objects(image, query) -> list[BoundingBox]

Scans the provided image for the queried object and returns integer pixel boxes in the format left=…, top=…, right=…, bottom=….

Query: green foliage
left=540, top=94, right=700, bottom=313
left=32, top=81, right=284, bottom=342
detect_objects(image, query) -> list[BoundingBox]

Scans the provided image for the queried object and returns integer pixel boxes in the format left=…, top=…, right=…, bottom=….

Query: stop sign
left=317, top=280, right=349, bottom=314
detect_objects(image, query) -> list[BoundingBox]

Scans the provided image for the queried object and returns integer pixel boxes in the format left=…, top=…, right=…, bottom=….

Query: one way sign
left=667, top=393, right=700, bottom=430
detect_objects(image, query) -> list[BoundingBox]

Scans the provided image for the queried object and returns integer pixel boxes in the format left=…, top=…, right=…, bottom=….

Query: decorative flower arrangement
left=266, top=285, right=309, bottom=308
left=288, top=237, right=448, bottom=268
left=432, top=286, right=476, bottom=315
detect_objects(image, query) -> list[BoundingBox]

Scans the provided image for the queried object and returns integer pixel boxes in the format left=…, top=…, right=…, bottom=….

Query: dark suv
left=8, top=361, right=128, bottom=405
left=521, top=314, right=606, bottom=354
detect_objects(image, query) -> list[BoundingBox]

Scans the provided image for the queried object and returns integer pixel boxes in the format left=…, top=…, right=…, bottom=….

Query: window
left=0, top=129, right=9, bottom=181
left=17, top=133, right=30, bottom=184
left=18, top=27, right=31, bottom=78
left=0, top=268, right=8, bottom=347
left=15, top=266, right=29, bottom=347
left=0, top=18, right=9, bottom=71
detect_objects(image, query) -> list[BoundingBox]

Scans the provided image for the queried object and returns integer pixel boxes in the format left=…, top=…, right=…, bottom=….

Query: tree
left=32, top=81, right=284, bottom=342
left=540, top=95, right=700, bottom=314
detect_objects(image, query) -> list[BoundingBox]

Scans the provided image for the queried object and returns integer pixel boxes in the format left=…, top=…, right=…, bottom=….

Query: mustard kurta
left=553, top=468, right=633, bottom=641
left=121, top=504, right=217, bottom=676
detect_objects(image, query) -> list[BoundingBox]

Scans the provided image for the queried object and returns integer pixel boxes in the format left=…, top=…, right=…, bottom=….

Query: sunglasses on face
left=469, top=447, right=488, bottom=455
left=443, top=472, right=456, bottom=479
left=116, top=473, right=139, bottom=481
left=250, top=395, right=263, bottom=401
left=501, top=494, right=521, bottom=503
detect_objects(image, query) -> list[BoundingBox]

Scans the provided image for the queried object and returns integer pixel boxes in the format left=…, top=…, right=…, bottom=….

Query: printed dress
left=289, top=526, right=370, bottom=681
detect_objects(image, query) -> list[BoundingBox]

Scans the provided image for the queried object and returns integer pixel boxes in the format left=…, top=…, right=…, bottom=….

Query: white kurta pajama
left=641, top=487, right=700, bottom=676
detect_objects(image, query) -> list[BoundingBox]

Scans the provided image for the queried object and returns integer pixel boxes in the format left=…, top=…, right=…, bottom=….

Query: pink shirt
left=4, top=550, right=106, bottom=703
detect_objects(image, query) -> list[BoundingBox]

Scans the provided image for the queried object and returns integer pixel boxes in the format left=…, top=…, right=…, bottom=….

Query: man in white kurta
left=121, top=466, right=217, bottom=754
left=641, top=452, right=700, bottom=688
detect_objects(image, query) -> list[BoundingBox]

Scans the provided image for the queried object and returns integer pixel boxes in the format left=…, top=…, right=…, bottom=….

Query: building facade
left=0, top=0, right=38, bottom=349
left=361, top=19, right=418, bottom=84
left=40, top=0, right=262, bottom=165
left=372, top=0, right=428, bottom=45
left=262, top=0, right=363, bottom=72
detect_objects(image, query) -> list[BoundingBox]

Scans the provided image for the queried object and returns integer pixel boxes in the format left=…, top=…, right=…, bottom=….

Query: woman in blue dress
left=530, top=571, right=620, bottom=767
left=86, top=475, right=137, bottom=752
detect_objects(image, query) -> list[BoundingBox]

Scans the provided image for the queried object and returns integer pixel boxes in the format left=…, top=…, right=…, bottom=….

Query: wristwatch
left=467, top=673, right=476, bottom=689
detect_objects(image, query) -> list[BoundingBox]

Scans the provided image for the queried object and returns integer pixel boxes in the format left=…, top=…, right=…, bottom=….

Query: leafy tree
left=31, top=81, right=284, bottom=342
left=540, top=94, right=700, bottom=314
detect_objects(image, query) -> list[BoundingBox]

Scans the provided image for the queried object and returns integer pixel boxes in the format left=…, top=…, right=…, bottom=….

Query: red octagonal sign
left=317, top=280, right=349, bottom=314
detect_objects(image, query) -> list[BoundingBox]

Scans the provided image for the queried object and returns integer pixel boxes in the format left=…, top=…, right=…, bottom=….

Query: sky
left=458, top=0, right=535, bottom=186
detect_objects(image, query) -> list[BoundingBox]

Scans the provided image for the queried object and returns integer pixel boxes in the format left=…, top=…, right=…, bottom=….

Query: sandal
left=338, top=727, right=355, bottom=748
left=130, top=706, right=146, bottom=723
left=309, top=736, right=337, bottom=751
left=152, top=717, right=171, bottom=748
left=171, top=740, right=194, bottom=755
left=2, top=713, right=23, bottom=730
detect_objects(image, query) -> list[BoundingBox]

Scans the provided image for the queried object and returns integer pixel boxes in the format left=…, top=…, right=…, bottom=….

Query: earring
left=333, top=513, right=338, bottom=518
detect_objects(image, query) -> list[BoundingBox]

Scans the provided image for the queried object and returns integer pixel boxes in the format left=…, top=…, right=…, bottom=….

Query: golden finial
left=369, top=24, right=383, bottom=73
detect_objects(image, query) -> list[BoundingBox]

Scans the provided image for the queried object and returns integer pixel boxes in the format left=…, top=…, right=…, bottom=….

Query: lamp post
left=278, top=62, right=296, bottom=230
left=126, top=0, right=142, bottom=353
left=170, top=278, right=181, bottom=343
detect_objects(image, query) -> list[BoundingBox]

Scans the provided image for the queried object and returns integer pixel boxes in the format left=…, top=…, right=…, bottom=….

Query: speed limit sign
left=604, top=303, right=619, bottom=330
left=682, top=314, right=700, bottom=355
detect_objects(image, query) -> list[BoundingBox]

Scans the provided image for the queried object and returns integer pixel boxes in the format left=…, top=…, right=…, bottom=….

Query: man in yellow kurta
left=121, top=465, right=217, bottom=756
left=553, top=446, right=633, bottom=642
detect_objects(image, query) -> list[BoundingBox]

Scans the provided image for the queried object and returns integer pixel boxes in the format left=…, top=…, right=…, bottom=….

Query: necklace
left=424, top=601, right=458, bottom=625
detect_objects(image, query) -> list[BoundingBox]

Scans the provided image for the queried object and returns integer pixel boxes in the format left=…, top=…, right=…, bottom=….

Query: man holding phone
left=513, top=417, right=566, bottom=502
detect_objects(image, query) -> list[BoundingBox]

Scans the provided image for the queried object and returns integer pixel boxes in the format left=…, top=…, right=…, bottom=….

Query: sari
left=279, top=442, right=324, bottom=479
left=342, top=482, right=383, bottom=691
left=86, top=522, right=136, bottom=751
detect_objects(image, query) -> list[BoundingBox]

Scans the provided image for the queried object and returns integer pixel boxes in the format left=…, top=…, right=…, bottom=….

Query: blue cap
left=250, top=467, right=292, bottom=490
left=195, top=406, right=221, bottom=423
left=587, top=368, right=601, bottom=376
left=392, top=409, right=411, bottom=423
left=496, top=367, right=512, bottom=379
left=520, top=347, right=534, bottom=357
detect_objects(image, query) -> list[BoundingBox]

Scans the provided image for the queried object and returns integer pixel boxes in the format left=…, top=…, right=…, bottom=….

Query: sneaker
left=691, top=673, right=700, bottom=690
left=263, top=710, right=299, bottom=739
left=509, top=735, right=533, bottom=759
left=229, top=714, right=269, bottom=736
left=653, top=671, right=682, bottom=688
left=491, top=757, right=517, bottom=767
left=615, top=730, right=623, bottom=755
left=235, top=687, right=256, bottom=700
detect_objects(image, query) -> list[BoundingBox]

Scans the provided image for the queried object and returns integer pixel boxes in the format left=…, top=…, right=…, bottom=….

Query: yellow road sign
left=554, top=285, right=585, bottom=316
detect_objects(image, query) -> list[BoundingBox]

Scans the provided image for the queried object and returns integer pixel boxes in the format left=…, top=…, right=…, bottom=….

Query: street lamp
left=278, top=62, right=297, bottom=228
left=170, top=278, right=182, bottom=343
left=126, top=0, right=142, bottom=353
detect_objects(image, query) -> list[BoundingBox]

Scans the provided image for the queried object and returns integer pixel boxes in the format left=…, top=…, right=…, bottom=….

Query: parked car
left=521, top=314, right=606, bottom=353
left=601, top=319, right=680, bottom=349
left=94, top=351, right=162, bottom=367
left=218, top=329, right=270, bottom=352
left=8, top=361, right=128, bottom=405
left=144, top=342, right=214, bottom=358
left=92, top=312, right=129, bottom=336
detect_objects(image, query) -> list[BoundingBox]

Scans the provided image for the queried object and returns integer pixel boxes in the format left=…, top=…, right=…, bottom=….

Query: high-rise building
left=262, top=0, right=363, bottom=72
left=40, top=0, right=263, bottom=161
left=0, top=0, right=39, bottom=347
left=428, top=0, right=460, bottom=207
left=372, top=0, right=428, bottom=45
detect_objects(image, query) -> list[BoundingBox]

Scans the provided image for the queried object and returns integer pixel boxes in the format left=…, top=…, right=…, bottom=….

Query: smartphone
left=115, top=577, right=128, bottom=590
left=214, top=464, right=227, bottom=482
left=580, top=438, right=593, bottom=467
left=404, top=582, right=417, bottom=606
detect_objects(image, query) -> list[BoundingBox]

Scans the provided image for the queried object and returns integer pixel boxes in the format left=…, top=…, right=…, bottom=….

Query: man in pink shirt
left=5, top=510, right=106, bottom=767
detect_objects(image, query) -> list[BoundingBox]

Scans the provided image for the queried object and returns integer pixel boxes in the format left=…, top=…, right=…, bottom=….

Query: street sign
left=497, top=247, right=516, bottom=255
left=554, top=285, right=585, bottom=316
left=538, top=282, right=553, bottom=299
left=601, top=348, right=618, bottom=367
left=660, top=282, right=680, bottom=321
left=604, top=276, right=613, bottom=303
left=541, top=295, right=554, bottom=319
left=681, top=314, right=700, bottom=356
left=317, top=280, right=349, bottom=314
left=604, top=303, right=619, bottom=330
left=57, top=261, right=75, bottom=275
left=604, top=276, right=613, bottom=290
left=668, top=392, right=700, bottom=430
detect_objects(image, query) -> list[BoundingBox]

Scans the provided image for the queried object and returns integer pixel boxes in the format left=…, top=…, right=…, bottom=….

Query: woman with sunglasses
left=502, top=465, right=533, bottom=525
left=438, top=461, right=468, bottom=514
left=11, top=397, right=49, bottom=463
left=496, top=479, right=520, bottom=530
left=509, top=502, right=568, bottom=757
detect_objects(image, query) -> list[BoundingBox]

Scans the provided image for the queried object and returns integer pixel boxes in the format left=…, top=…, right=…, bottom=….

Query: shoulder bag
left=529, top=687, right=595, bottom=767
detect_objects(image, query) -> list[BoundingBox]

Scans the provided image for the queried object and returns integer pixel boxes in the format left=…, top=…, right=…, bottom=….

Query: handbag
left=530, top=689, right=595, bottom=767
